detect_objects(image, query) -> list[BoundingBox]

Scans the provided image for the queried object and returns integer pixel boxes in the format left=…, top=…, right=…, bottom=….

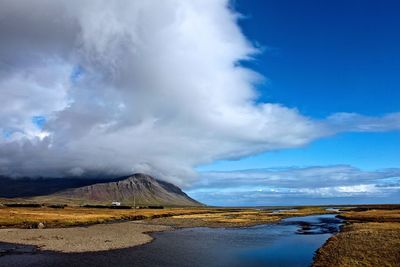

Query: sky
left=196, top=0, right=400, bottom=171
left=0, top=0, right=399, bottom=206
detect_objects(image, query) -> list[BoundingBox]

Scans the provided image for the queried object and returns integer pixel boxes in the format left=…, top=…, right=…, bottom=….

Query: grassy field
left=0, top=205, right=331, bottom=228
left=0, top=206, right=215, bottom=228
left=340, top=209, right=400, bottom=222
left=147, top=206, right=332, bottom=227
left=313, top=207, right=400, bottom=267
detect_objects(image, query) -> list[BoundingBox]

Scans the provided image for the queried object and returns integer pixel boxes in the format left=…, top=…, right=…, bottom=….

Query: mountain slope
left=35, top=173, right=202, bottom=207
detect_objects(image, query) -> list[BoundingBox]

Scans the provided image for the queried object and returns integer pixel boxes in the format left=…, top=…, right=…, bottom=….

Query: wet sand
left=0, top=221, right=171, bottom=253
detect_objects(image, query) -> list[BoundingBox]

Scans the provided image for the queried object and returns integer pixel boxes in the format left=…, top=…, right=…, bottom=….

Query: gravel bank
left=0, top=221, right=172, bottom=253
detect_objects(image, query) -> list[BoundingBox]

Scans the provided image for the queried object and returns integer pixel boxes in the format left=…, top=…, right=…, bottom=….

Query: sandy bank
left=0, top=221, right=171, bottom=253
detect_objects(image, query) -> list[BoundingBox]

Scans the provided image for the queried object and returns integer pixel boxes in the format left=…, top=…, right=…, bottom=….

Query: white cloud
left=188, top=166, right=400, bottom=205
left=0, top=0, right=399, bottom=185
left=0, top=61, right=72, bottom=141
left=336, top=184, right=377, bottom=193
left=327, top=112, right=400, bottom=132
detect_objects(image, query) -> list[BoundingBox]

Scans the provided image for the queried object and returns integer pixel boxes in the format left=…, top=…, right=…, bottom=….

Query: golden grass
left=341, top=209, right=400, bottom=222
left=313, top=222, right=400, bottom=267
left=149, top=206, right=331, bottom=228
left=0, top=206, right=331, bottom=228
left=0, top=206, right=215, bottom=228
left=170, top=211, right=281, bottom=226
left=313, top=209, right=400, bottom=267
left=277, top=206, right=331, bottom=216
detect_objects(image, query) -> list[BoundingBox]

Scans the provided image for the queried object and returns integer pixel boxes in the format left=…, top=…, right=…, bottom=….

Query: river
left=0, top=214, right=342, bottom=267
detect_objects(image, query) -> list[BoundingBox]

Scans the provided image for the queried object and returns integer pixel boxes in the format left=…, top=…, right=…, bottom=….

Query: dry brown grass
left=0, top=206, right=216, bottom=228
left=277, top=206, right=332, bottom=216
left=148, top=206, right=331, bottom=228
left=313, top=222, right=400, bottom=267
left=0, top=206, right=331, bottom=228
left=166, top=211, right=281, bottom=227
left=313, top=209, right=400, bottom=267
left=341, top=209, right=400, bottom=222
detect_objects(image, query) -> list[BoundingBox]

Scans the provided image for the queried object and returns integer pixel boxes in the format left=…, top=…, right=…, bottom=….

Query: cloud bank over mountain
left=0, top=0, right=399, bottom=185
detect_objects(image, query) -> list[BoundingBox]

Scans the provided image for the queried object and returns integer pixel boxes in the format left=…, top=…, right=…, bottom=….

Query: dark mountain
left=32, top=173, right=202, bottom=206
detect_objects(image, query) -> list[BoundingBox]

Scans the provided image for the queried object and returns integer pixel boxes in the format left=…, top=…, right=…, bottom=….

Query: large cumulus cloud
left=0, top=0, right=399, bottom=184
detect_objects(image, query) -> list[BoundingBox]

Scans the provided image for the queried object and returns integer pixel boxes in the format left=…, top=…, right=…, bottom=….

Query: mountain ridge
left=33, top=173, right=202, bottom=207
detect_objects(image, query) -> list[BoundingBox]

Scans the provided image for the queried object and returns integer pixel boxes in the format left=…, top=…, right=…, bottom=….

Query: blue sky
left=236, top=0, right=400, bottom=117
left=198, top=0, right=400, bottom=172
left=190, top=0, right=400, bottom=205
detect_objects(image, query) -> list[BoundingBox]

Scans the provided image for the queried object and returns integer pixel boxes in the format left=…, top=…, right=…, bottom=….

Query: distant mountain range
left=0, top=173, right=202, bottom=207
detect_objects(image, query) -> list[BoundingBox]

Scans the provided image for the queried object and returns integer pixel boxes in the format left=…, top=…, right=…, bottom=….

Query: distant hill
left=32, top=173, right=202, bottom=207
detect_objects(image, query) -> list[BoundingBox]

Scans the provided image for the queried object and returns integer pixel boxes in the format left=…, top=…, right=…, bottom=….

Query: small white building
left=111, top=201, right=121, bottom=206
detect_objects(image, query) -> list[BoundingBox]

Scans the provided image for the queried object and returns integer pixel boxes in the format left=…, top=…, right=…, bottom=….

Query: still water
left=131, top=214, right=342, bottom=267
left=0, top=214, right=342, bottom=267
